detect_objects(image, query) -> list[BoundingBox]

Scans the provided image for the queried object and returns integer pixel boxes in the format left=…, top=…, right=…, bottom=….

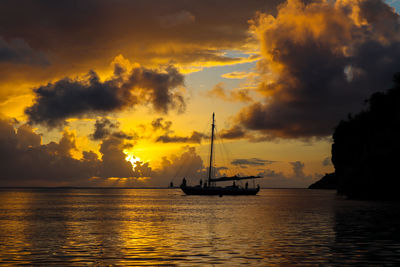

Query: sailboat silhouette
left=180, top=113, right=262, bottom=195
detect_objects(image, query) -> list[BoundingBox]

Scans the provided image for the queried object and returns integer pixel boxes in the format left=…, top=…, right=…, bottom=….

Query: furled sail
left=209, top=175, right=262, bottom=182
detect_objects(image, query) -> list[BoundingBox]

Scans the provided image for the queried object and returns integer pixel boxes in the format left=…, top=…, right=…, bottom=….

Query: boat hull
left=181, top=186, right=259, bottom=195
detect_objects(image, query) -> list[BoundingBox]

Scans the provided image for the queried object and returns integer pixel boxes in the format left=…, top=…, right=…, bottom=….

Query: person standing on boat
left=199, top=179, right=202, bottom=187
left=245, top=182, right=248, bottom=189
left=181, top=177, right=187, bottom=188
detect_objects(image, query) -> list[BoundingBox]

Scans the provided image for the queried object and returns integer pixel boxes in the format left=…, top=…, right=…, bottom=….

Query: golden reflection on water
left=0, top=189, right=399, bottom=265
left=0, top=190, right=34, bottom=265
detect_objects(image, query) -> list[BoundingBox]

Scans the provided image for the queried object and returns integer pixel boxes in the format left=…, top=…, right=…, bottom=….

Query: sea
left=0, top=188, right=399, bottom=266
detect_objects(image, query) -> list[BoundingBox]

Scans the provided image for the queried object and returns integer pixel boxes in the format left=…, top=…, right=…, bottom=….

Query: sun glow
left=125, top=153, right=141, bottom=169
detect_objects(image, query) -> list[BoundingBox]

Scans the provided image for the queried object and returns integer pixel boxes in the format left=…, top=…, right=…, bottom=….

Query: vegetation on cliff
left=330, top=73, right=400, bottom=199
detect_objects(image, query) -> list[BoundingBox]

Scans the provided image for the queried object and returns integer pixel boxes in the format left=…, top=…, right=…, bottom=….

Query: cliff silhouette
left=309, top=172, right=337, bottom=190
left=311, top=73, right=400, bottom=200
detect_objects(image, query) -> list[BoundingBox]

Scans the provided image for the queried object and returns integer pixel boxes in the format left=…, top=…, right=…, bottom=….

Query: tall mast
left=208, top=112, right=215, bottom=185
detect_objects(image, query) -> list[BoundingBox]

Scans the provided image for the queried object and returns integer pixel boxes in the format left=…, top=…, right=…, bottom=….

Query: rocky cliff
left=308, top=172, right=337, bottom=190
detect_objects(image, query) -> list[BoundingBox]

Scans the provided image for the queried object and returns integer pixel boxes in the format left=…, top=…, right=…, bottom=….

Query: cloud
left=150, top=146, right=206, bottom=186
left=221, top=71, right=251, bottom=79
left=151, top=117, right=172, bottom=132
left=0, top=36, right=49, bottom=66
left=322, top=156, right=331, bottom=166
left=257, top=160, right=316, bottom=188
left=91, top=118, right=118, bottom=140
left=0, top=117, right=209, bottom=186
left=231, top=158, right=276, bottom=166
left=159, top=10, right=195, bottom=28
left=106, top=146, right=208, bottom=187
left=219, top=125, right=247, bottom=140
left=102, top=145, right=209, bottom=186
left=0, top=117, right=320, bottom=188
left=0, top=0, right=282, bottom=84
left=0, top=117, right=146, bottom=186
left=156, top=131, right=206, bottom=144
left=0, top=0, right=277, bottom=111
left=290, top=161, right=306, bottom=178
left=90, top=118, right=136, bottom=140
left=207, top=82, right=253, bottom=102
left=0, top=118, right=91, bottom=185
left=151, top=117, right=207, bottom=143
left=234, top=0, right=400, bottom=139
left=98, top=136, right=138, bottom=179
left=216, top=166, right=229, bottom=171
left=25, top=64, right=185, bottom=127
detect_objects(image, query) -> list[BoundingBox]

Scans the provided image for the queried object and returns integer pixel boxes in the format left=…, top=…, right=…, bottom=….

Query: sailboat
left=180, top=113, right=262, bottom=195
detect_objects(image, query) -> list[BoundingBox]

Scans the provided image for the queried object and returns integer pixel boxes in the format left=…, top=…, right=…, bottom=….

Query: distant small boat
left=180, top=113, right=262, bottom=196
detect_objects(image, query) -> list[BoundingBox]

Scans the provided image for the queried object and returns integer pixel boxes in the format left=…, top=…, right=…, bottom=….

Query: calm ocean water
left=0, top=188, right=399, bottom=266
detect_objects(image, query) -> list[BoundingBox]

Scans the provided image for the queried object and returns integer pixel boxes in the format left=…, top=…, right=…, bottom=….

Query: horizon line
left=0, top=186, right=310, bottom=190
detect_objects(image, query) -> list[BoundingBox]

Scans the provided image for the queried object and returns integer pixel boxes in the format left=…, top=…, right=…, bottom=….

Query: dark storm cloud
left=235, top=0, right=400, bottom=139
left=151, top=117, right=172, bottom=132
left=231, top=158, right=275, bottom=166
left=91, top=118, right=118, bottom=140
left=156, top=131, right=206, bottom=144
left=0, top=117, right=145, bottom=186
left=0, top=117, right=213, bottom=186
left=0, top=0, right=282, bottom=74
left=159, top=10, right=195, bottom=28
left=219, top=125, right=247, bottom=139
left=4, top=115, right=318, bottom=187
left=0, top=0, right=282, bottom=111
left=98, top=136, right=139, bottom=179
left=151, top=117, right=207, bottom=144
left=112, top=131, right=136, bottom=140
left=91, top=118, right=136, bottom=141
left=0, top=36, right=49, bottom=65
left=0, top=118, right=96, bottom=184
left=25, top=65, right=185, bottom=127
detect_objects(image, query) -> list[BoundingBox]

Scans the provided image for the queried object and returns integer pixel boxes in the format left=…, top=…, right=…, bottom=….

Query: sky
left=0, top=0, right=399, bottom=188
